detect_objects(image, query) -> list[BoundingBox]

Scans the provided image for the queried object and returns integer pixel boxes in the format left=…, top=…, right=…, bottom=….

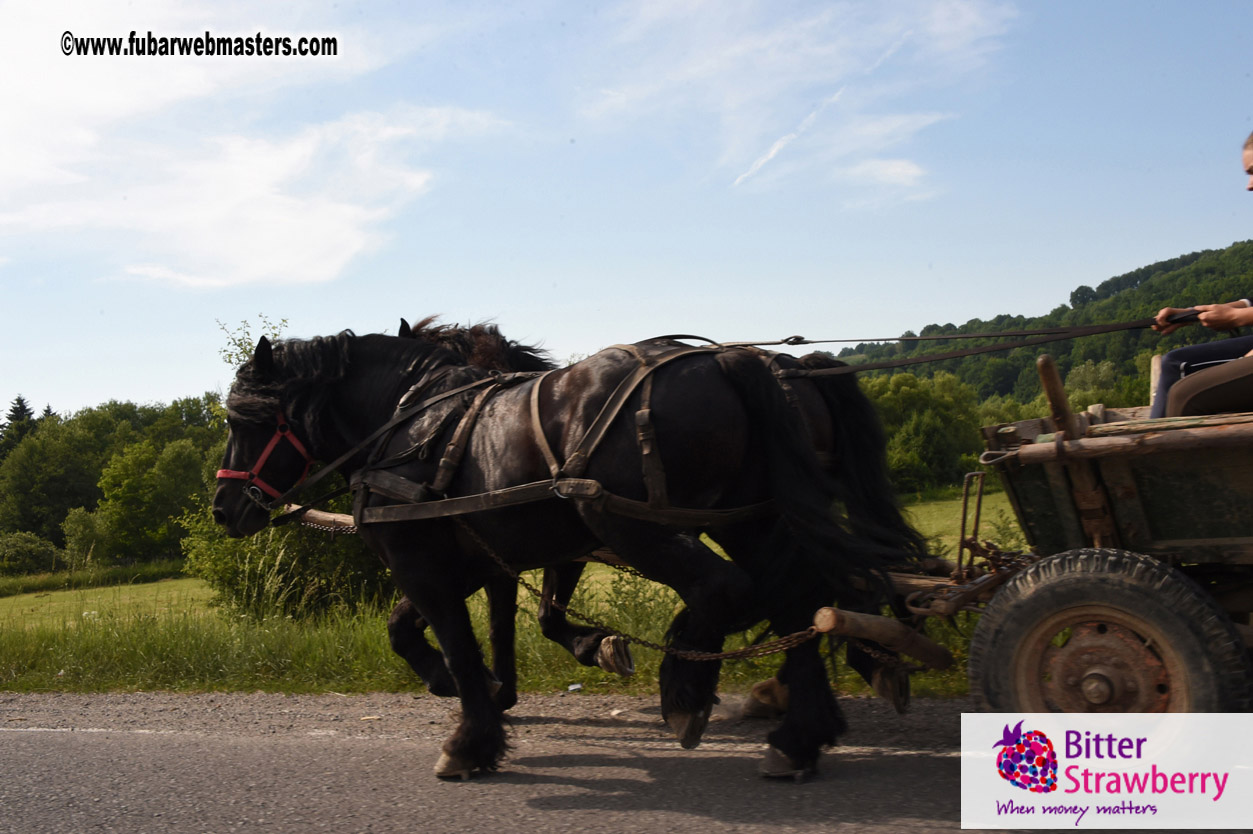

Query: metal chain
left=454, top=519, right=817, bottom=662
left=298, top=520, right=358, bottom=535
left=845, top=636, right=923, bottom=673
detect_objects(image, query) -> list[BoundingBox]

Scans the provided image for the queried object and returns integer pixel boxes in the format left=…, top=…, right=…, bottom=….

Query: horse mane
left=404, top=316, right=555, bottom=372
left=225, top=331, right=455, bottom=423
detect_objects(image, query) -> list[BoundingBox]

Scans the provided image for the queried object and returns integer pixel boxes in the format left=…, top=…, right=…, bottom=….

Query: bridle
left=216, top=410, right=314, bottom=509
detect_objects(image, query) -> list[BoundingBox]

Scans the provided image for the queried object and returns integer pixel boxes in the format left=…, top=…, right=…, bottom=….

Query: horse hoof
left=433, top=752, right=474, bottom=781
left=759, top=746, right=817, bottom=782
left=666, top=709, right=710, bottom=750
left=741, top=677, right=788, bottom=719
left=871, top=665, right=911, bottom=715
left=595, top=635, right=635, bottom=677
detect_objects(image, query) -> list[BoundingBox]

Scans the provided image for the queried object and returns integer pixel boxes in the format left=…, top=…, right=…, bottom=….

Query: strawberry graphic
left=994, top=720, right=1058, bottom=793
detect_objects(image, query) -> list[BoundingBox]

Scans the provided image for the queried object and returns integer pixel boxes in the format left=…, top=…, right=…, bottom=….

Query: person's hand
left=1196, top=303, right=1249, bottom=331
left=1154, top=307, right=1195, bottom=335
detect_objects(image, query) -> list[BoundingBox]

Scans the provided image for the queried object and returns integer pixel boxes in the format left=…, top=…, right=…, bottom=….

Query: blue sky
left=2, top=0, right=1251, bottom=414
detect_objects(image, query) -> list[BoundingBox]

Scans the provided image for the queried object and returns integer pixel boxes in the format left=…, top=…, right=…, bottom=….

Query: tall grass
left=0, top=567, right=970, bottom=696
left=0, top=606, right=417, bottom=693
left=1, top=487, right=990, bottom=695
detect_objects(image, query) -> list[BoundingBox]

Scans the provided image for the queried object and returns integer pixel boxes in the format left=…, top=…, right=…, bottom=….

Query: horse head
left=212, top=337, right=319, bottom=538
left=212, top=330, right=481, bottom=538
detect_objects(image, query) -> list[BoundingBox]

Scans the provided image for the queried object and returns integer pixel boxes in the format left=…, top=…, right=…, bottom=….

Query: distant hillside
left=835, top=240, right=1253, bottom=402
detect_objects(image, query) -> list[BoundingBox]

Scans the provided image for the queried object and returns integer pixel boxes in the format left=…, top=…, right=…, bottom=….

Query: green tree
left=0, top=531, right=63, bottom=576
left=91, top=438, right=207, bottom=562
left=0, top=403, right=149, bottom=545
left=860, top=372, right=983, bottom=491
left=0, top=396, right=36, bottom=462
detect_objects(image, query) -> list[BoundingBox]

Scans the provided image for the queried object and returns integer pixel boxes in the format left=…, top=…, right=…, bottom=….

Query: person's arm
left=1154, top=299, right=1253, bottom=335
left=1195, top=299, right=1253, bottom=330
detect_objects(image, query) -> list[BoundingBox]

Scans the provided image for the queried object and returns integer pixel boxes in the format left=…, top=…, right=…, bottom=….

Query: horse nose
left=212, top=507, right=228, bottom=526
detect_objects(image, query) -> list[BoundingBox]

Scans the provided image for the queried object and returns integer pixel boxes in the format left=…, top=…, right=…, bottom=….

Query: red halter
left=216, top=411, right=314, bottom=505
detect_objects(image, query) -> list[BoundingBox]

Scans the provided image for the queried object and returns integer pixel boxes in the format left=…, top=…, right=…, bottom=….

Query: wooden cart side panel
left=986, top=416, right=1253, bottom=565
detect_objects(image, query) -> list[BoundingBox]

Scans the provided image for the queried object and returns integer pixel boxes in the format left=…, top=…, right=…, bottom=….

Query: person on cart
left=1149, top=131, right=1253, bottom=417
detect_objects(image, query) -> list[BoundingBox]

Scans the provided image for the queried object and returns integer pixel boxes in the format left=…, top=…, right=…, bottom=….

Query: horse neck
left=302, top=337, right=470, bottom=465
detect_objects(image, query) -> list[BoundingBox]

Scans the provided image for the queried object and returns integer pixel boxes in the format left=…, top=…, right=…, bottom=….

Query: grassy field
left=0, top=491, right=1010, bottom=696
left=0, top=578, right=214, bottom=629
left=900, top=487, right=1018, bottom=556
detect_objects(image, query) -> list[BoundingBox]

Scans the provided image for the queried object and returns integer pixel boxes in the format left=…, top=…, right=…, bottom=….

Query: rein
left=260, top=315, right=1172, bottom=525
left=728, top=317, right=1165, bottom=377
left=263, top=372, right=542, bottom=525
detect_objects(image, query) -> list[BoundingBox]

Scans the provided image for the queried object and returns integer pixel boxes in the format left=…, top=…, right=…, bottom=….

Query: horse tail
left=797, top=352, right=928, bottom=563
left=715, top=350, right=893, bottom=604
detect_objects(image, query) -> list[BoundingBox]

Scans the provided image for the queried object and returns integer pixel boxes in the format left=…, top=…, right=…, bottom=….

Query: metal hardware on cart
left=902, top=472, right=1040, bottom=618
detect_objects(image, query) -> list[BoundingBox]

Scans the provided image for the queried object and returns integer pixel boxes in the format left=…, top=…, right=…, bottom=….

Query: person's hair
left=1244, top=130, right=1253, bottom=151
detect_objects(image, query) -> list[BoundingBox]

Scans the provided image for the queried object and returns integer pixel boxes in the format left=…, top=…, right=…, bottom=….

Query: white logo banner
left=961, top=713, right=1253, bottom=829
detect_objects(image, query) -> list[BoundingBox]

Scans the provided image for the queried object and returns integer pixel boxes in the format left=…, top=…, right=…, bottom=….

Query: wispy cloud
left=734, top=88, right=845, bottom=186
left=582, top=0, right=1015, bottom=199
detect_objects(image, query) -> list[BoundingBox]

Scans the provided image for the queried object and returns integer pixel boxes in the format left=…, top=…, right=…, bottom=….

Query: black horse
left=214, top=330, right=911, bottom=779
left=385, top=319, right=927, bottom=713
left=385, top=318, right=631, bottom=708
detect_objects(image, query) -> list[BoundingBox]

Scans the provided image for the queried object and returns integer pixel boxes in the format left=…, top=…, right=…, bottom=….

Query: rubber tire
left=968, top=548, right=1253, bottom=712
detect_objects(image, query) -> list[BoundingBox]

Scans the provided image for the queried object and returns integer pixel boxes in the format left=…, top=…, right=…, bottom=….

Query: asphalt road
left=0, top=691, right=983, bottom=834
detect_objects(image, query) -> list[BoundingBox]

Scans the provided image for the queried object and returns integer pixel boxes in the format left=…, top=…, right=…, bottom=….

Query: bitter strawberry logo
left=994, top=720, right=1058, bottom=793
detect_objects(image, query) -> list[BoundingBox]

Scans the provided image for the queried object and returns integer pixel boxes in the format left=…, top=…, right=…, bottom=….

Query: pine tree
left=0, top=396, right=37, bottom=462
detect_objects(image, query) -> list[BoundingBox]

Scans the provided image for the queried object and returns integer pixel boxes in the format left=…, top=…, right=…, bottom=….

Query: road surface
left=1, top=691, right=990, bottom=834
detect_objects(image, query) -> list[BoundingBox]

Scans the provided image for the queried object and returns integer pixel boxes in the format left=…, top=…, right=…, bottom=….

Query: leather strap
left=561, top=343, right=718, bottom=478
left=431, top=383, right=499, bottom=495
left=634, top=373, right=668, bottom=509
left=530, top=370, right=563, bottom=478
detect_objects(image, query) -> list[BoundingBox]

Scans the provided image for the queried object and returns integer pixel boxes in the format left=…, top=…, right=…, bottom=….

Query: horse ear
left=398, top=318, right=412, bottom=339
left=254, top=337, right=274, bottom=375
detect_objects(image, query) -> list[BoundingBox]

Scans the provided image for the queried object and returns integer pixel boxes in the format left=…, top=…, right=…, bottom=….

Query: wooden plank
left=1014, top=422, right=1253, bottom=465
left=1087, top=411, right=1253, bottom=437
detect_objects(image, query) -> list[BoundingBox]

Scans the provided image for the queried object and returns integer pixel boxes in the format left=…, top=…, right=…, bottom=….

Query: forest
left=1, top=239, right=1250, bottom=605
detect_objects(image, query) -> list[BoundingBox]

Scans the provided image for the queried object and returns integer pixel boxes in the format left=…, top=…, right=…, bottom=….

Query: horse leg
left=760, top=635, right=844, bottom=780
left=583, top=524, right=757, bottom=749
left=401, top=581, right=508, bottom=778
left=710, top=519, right=848, bottom=774
left=386, top=597, right=457, bottom=697
left=388, top=593, right=516, bottom=707
left=483, top=574, right=518, bottom=711
left=537, top=562, right=635, bottom=676
left=758, top=576, right=853, bottom=780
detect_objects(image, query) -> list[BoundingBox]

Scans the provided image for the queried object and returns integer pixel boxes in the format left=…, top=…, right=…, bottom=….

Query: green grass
left=0, top=578, right=214, bottom=629
left=901, top=488, right=1017, bottom=556
left=0, top=492, right=1013, bottom=696
left=0, top=559, right=188, bottom=599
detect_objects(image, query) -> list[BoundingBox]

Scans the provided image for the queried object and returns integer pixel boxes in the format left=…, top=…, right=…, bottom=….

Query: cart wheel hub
left=1080, top=671, right=1114, bottom=705
left=1041, top=620, right=1172, bottom=711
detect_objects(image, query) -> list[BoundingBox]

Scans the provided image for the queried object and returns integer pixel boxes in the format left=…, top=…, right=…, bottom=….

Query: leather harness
left=347, top=341, right=775, bottom=530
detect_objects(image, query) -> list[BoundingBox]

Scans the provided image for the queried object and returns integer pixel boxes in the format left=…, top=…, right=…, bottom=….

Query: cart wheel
left=968, top=548, right=1253, bottom=712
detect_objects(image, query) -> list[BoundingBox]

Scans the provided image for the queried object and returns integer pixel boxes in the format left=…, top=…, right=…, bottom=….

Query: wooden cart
left=964, top=355, right=1253, bottom=712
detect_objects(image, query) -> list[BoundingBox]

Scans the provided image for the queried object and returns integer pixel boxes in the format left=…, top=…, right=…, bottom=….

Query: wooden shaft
left=812, top=607, right=953, bottom=670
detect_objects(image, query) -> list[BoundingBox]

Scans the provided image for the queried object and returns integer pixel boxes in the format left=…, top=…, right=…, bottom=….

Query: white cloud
left=844, top=158, right=926, bottom=187
left=0, top=0, right=502, bottom=287
left=582, top=0, right=1014, bottom=196
left=0, top=107, right=504, bottom=287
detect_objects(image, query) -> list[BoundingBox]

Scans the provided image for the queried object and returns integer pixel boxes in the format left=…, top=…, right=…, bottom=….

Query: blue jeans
left=1151, top=334, right=1253, bottom=417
